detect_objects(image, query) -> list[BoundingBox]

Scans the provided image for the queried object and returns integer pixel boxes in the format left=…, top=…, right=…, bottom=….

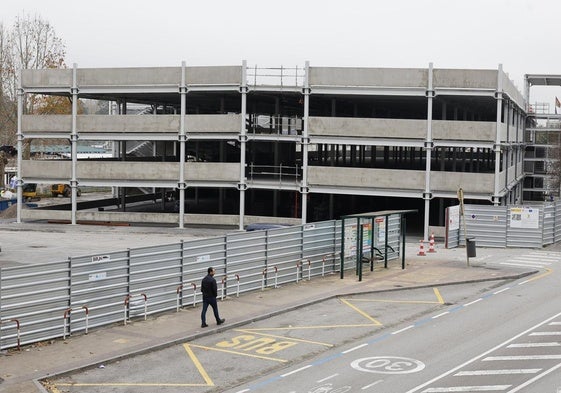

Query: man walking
left=200, top=267, right=225, bottom=328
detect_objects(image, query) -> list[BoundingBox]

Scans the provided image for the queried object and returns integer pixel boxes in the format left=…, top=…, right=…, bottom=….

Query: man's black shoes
left=217, top=318, right=225, bottom=325
left=201, top=323, right=208, bottom=328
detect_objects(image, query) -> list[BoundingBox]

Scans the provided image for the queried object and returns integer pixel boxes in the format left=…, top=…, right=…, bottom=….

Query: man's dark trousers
left=201, top=296, right=220, bottom=325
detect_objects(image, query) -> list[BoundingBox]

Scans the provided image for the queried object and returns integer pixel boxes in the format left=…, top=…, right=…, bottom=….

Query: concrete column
left=423, top=63, right=434, bottom=241
left=239, top=60, right=248, bottom=230
left=178, top=61, right=187, bottom=228
left=493, top=64, right=504, bottom=206
left=16, top=70, right=23, bottom=224
left=301, top=61, right=311, bottom=224
left=71, top=64, right=78, bottom=225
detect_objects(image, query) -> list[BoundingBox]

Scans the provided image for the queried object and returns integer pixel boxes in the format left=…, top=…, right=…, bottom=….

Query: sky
left=2, top=0, right=561, bottom=107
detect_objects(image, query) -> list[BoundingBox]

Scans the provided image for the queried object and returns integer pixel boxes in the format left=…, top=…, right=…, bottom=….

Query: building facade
left=16, top=62, right=526, bottom=238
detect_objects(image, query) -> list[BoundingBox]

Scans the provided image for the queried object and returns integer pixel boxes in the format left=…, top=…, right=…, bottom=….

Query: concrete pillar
left=239, top=60, right=248, bottom=230
left=301, top=61, right=311, bottom=224
left=178, top=61, right=187, bottom=228
left=70, top=64, right=78, bottom=225
left=423, top=63, right=434, bottom=241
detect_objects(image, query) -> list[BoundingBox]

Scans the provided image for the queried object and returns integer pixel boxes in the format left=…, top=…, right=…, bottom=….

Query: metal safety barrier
left=124, top=294, right=147, bottom=325
left=63, top=306, right=89, bottom=340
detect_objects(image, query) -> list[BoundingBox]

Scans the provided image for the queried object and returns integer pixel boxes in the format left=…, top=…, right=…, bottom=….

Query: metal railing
left=246, top=65, right=305, bottom=87
left=247, top=163, right=301, bottom=182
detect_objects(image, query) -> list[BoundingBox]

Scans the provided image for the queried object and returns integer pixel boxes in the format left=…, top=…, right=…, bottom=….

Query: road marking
left=454, top=369, right=541, bottom=376
left=433, top=312, right=449, bottom=319
left=434, top=288, right=445, bottom=304
left=234, top=329, right=333, bottom=347
left=342, top=343, right=368, bottom=353
left=422, top=386, right=511, bottom=392
left=493, top=288, right=510, bottom=295
left=56, top=382, right=210, bottom=387
left=316, top=373, right=339, bottom=383
left=362, top=379, right=383, bottom=389
left=244, top=323, right=378, bottom=331
left=464, top=298, right=482, bottom=307
left=188, top=343, right=287, bottom=363
left=392, top=325, right=414, bottom=335
left=484, top=355, right=561, bottom=361
left=506, top=362, right=561, bottom=393
left=340, top=298, right=383, bottom=325
left=549, top=321, right=561, bottom=325
left=183, top=344, right=214, bottom=386
left=405, top=310, right=561, bottom=393
left=529, top=331, right=561, bottom=336
left=281, top=365, right=312, bottom=377
left=507, top=342, right=560, bottom=348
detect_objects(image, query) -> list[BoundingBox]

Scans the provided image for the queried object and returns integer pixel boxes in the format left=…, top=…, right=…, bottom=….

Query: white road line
left=500, top=262, right=545, bottom=268
left=506, top=362, right=561, bottom=393
left=422, top=386, right=511, bottom=392
left=316, top=373, right=338, bottom=383
left=405, top=311, right=561, bottom=393
left=433, top=312, right=449, bottom=319
left=342, top=343, right=368, bottom=353
left=507, top=342, right=560, bottom=348
left=509, top=260, right=552, bottom=265
left=529, top=331, right=561, bottom=336
left=281, top=365, right=312, bottom=377
left=493, top=288, right=510, bottom=295
left=464, top=299, right=482, bottom=307
left=549, top=322, right=561, bottom=325
left=392, top=325, right=414, bottom=335
left=484, top=355, right=561, bottom=361
left=361, top=379, right=383, bottom=390
left=454, top=369, right=541, bottom=376
left=235, top=389, right=250, bottom=393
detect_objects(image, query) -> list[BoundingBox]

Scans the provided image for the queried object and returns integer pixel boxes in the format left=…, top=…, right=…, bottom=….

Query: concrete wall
left=309, top=67, right=428, bottom=88
left=308, top=167, right=425, bottom=190
left=431, top=171, right=494, bottom=194
left=23, top=115, right=72, bottom=133
left=433, top=69, right=497, bottom=89
left=22, top=161, right=239, bottom=183
left=22, top=66, right=242, bottom=88
left=187, top=114, right=241, bottom=133
left=308, top=117, right=426, bottom=139
left=432, top=120, right=495, bottom=141
left=79, top=115, right=180, bottom=133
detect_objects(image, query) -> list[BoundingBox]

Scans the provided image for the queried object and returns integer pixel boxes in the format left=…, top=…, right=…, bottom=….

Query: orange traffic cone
left=417, top=240, right=426, bottom=256
left=428, top=233, right=436, bottom=253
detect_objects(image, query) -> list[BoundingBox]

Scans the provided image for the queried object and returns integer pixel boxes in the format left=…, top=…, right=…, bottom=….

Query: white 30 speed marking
left=351, top=356, right=425, bottom=374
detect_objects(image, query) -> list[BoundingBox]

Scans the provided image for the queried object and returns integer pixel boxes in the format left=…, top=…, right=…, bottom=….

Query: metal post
left=179, top=61, right=187, bottom=228
left=71, top=63, right=78, bottom=225
left=239, top=60, right=248, bottom=230
left=16, top=69, right=23, bottom=224
left=423, top=62, right=434, bottom=241
left=301, top=61, right=310, bottom=224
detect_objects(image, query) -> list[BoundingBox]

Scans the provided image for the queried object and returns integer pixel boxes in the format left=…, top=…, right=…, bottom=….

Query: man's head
left=207, top=267, right=215, bottom=276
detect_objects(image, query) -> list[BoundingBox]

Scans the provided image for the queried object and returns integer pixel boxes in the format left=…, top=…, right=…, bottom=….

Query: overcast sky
left=2, top=0, right=560, bottom=106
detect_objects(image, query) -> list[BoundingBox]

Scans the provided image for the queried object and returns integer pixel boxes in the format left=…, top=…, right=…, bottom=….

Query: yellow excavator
left=51, top=184, right=81, bottom=197
left=22, top=183, right=41, bottom=202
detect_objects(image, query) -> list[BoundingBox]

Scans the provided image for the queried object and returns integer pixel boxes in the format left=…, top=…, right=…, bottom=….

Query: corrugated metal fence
left=0, top=218, right=402, bottom=350
left=447, top=202, right=561, bottom=249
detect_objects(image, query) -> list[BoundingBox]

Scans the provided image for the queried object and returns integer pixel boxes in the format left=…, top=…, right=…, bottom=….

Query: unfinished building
left=16, top=62, right=527, bottom=238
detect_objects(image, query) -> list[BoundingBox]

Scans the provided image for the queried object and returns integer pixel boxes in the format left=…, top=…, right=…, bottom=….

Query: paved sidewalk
left=0, top=225, right=539, bottom=393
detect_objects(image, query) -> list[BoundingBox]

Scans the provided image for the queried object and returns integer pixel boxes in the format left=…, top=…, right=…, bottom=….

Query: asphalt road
left=41, top=249, right=561, bottom=393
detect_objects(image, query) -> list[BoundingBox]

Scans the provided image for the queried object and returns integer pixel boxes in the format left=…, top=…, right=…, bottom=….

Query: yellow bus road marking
left=55, top=382, right=210, bottom=387
left=242, top=323, right=379, bottom=331
left=340, top=298, right=383, bottom=325
left=234, top=329, right=334, bottom=347
left=188, top=343, right=288, bottom=363
left=184, top=343, right=214, bottom=386
left=346, top=298, right=441, bottom=304
left=523, top=267, right=552, bottom=283
left=433, top=287, right=445, bottom=304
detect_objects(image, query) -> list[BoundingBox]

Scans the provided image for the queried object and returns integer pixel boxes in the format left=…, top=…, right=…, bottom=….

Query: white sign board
left=448, top=205, right=460, bottom=231
left=92, top=255, right=110, bottom=263
left=510, top=207, right=539, bottom=229
left=88, top=272, right=107, bottom=281
left=196, top=255, right=211, bottom=263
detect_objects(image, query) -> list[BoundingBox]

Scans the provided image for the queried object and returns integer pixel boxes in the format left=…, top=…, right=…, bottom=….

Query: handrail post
left=82, top=305, right=89, bottom=334
left=1, top=319, right=21, bottom=350
left=296, top=262, right=301, bottom=283
left=176, top=284, right=183, bottom=312
left=191, top=283, right=197, bottom=307
left=274, top=266, right=278, bottom=288
left=306, top=259, right=311, bottom=280
left=63, top=308, right=72, bottom=340
left=221, top=276, right=227, bottom=300
left=262, top=268, right=267, bottom=291
left=235, top=274, right=240, bottom=297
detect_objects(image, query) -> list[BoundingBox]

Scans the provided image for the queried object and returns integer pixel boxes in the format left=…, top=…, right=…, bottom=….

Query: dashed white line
left=392, top=325, right=414, bottom=335
left=361, top=379, right=383, bottom=390
left=493, top=288, right=510, bottom=295
left=433, top=312, right=449, bottom=319
left=464, top=298, right=482, bottom=307
left=281, top=365, right=312, bottom=377
left=342, top=343, right=368, bottom=354
left=549, top=321, right=561, bottom=325
left=316, top=373, right=338, bottom=383
left=454, top=369, right=541, bottom=376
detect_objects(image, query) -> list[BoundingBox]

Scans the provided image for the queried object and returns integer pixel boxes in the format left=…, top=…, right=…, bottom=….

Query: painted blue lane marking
left=367, top=332, right=391, bottom=345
